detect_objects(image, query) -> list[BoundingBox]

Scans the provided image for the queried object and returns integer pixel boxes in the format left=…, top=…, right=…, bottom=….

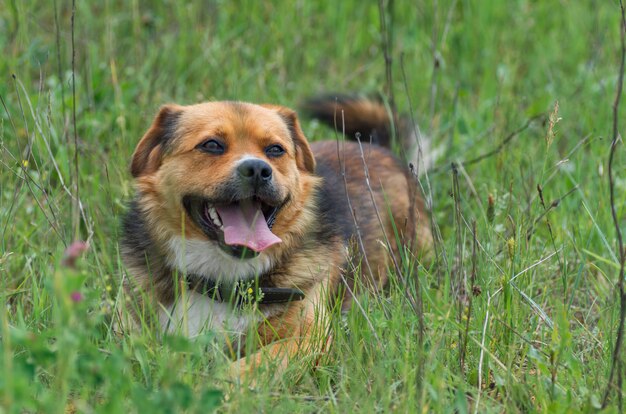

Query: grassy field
left=2, top=0, right=626, bottom=412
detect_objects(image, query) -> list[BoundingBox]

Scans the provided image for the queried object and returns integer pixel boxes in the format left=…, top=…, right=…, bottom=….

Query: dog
left=120, top=96, right=432, bottom=377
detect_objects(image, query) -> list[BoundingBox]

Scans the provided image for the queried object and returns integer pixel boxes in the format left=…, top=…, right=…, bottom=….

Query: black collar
left=186, top=274, right=305, bottom=307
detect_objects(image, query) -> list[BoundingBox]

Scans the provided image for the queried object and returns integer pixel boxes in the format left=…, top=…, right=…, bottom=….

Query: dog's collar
left=186, top=274, right=305, bottom=307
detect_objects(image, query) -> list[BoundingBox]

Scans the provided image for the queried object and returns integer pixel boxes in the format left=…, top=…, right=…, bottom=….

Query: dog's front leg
left=229, top=290, right=331, bottom=384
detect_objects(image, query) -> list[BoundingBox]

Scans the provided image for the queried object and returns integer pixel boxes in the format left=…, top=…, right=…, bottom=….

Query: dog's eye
left=197, top=139, right=225, bottom=155
left=265, top=144, right=285, bottom=157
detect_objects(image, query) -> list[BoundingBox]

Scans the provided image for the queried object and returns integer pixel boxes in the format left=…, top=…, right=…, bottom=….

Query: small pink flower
left=62, top=241, right=89, bottom=268
left=70, top=291, right=83, bottom=303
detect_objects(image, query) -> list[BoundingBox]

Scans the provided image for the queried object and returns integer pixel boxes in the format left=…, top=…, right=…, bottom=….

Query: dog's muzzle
left=182, top=158, right=290, bottom=259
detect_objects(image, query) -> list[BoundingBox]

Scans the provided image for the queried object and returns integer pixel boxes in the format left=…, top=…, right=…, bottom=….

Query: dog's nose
left=237, top=158, right=273, bottom=187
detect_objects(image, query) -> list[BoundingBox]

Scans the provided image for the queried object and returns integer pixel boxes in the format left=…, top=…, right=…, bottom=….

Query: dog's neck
left=165, top=236, right=274, bottom=284
left=165, top=236, right=306, bottom=306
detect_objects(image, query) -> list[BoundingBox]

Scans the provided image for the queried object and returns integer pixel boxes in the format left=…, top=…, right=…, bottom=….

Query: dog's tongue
left=216, top=200, right=281, bottom=252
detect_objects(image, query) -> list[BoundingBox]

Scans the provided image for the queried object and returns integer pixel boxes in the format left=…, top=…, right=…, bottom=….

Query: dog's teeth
left=206, top=207, right=222, bottom=228
left=209, top=207, right=222, bottom=227
left=208, top=207, right=217, bottom=220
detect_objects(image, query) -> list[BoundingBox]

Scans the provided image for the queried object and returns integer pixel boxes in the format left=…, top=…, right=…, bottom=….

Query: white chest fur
left=159, top=290, right=259, bottom=337
left=161, top=236, right=272, bottom=337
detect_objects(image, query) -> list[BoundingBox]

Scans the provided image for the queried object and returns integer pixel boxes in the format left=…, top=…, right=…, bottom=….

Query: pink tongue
left=215, top=201, right=282, bottom=252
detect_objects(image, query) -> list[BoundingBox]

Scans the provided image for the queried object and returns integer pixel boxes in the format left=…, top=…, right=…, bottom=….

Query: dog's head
left=130, top=102, right=318, bottom=270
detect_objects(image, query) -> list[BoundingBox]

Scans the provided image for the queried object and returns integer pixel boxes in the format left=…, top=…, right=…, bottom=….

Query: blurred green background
left=1, top=1, right=625, bottom=412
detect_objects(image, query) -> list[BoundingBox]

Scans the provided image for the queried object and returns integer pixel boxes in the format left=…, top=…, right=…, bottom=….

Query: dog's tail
left=301, top=94, right=398, bottom=148
left=302, top=94, right=438, bottom=171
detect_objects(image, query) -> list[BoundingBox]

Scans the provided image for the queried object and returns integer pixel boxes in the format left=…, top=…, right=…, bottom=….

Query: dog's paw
left=226, top=357, right=257, bottom=388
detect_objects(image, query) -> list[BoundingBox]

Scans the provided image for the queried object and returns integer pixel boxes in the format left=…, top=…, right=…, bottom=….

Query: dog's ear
left=262, top=104, right=316, bottom=173
left=131, top=105, right=183, bottom=177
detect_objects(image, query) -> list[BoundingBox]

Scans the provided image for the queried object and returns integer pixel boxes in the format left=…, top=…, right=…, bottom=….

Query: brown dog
left=120, top=97, right=432, bottom=376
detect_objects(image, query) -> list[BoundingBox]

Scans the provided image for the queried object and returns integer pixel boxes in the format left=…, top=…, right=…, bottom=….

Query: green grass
left=1, top=0, right=626, bottom=412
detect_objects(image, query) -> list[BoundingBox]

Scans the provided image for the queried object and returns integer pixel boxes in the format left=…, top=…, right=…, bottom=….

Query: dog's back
left=304, top=96, right=433, bottom=294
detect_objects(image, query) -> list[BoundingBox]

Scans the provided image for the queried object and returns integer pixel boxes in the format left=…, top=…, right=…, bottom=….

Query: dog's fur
left=120, top=97, right=432, bottom=375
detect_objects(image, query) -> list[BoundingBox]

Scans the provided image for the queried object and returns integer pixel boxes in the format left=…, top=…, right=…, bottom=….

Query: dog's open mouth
left=183, top=195, right=283, bottom=258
